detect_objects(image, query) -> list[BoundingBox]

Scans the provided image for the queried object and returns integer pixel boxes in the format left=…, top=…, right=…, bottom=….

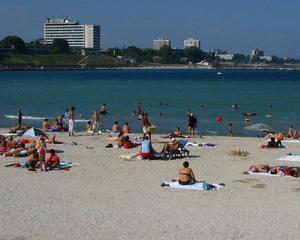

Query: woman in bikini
left=178, top=161, right=197, bottom=185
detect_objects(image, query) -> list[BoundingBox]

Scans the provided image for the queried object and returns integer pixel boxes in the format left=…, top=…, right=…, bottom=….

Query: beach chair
left=164, top=140, right=189, bottom=160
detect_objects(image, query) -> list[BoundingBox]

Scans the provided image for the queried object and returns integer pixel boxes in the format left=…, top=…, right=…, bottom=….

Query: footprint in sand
left=232, top=180, right=250, bottom=184
left=251, top=184, right=265, bottom=189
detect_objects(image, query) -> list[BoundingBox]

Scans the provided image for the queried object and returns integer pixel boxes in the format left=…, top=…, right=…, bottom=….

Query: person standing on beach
left=188, top=113, right=197, bottom=136
left=68, top=107, right=75, bottom=136
left=228, top=122, right=233, bottom=136
left=142, top=113, right=152, bottom=140
left=17, top=109, right=23, bottom=128
left=92, top=111, right=100, bottom=133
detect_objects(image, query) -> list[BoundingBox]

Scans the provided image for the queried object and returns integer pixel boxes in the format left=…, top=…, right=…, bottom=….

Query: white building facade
left=44, top=18, right=100, bottom=51
left=184, top=38, right=200, bottom=49
left=153, top=37, right=171, bottom=50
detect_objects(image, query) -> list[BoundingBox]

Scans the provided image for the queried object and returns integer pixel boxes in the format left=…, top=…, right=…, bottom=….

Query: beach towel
left=277, top=155, right=300, bottom=162
left=185, top=142, right=216, bottom=147
left=162, top=181, right=223, bottom=191
left=282, top=139, right=300, bottom=143
left=245, top=171, right=286, bottom=177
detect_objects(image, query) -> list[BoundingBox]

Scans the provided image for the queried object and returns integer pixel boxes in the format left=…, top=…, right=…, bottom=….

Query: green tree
left=158, top=45, right=175, bottom=64
left=184, top=47, right=202, bottom=63
left=51, top=39, right=70, bottom=54
left=0, top=35, right=27, bottom=53
left=125, top=46, right=143, bottom=62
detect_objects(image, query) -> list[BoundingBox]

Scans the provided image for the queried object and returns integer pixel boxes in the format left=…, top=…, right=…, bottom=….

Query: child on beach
left=46, top=149, right=60, bottom=170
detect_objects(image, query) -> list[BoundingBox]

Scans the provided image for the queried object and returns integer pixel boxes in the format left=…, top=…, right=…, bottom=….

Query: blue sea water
left=0, top=69, right=299, bottom=136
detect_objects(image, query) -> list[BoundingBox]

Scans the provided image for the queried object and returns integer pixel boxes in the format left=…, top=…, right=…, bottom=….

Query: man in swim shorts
left=188, top=113, right=197, bottom=136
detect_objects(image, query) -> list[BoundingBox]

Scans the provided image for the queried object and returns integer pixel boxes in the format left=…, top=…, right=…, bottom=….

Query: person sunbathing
left=42, top=118, right=50, bottom=131
left=13, top=145, right=37, bottom=157
left=287, top=125, right=299, bottom=139
left=270, top=166, right=300, bottom=177
left=4, top=142, right=26, bottom=157
left=267, top=137, right=283, bottom=148
left=178, top=161, right=196, bottom=185
left=265, top=132, right=286, bottom=140
left=161, top=127, right=188, bottom=138
left=160, top=138, right=180, bottom=158
left=51, top=119, right=63, bottom=132
left=248, top=164, right=270, bottom=173
left=140, top=136, right=155, bottom=159
left=27, top=152, right=40, bottom=171
left=122, top=122, right=131, bottom=134
left=46, top=149, right=60, bottom=170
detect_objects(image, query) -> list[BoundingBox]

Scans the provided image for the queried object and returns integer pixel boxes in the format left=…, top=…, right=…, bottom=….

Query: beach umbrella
left=17, top=127, right=48, bottom=137
left=245, top=123, right=274, bottom=133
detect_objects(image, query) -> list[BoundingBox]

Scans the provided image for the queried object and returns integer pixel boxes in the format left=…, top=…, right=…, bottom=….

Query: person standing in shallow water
left=17, top=109, right=23, bottom=128
left=187, top=112, right=197, bottom=136
left=68, top=107, right=75, bottom=136
left=141, top=113, right=152, bottom=141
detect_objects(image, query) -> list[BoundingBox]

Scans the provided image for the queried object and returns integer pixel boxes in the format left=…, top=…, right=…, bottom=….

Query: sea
left=0, top=69, right=300, bottom=136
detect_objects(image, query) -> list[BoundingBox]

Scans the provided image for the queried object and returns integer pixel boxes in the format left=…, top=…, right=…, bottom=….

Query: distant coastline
left=1, top=62, right=300, bottom=71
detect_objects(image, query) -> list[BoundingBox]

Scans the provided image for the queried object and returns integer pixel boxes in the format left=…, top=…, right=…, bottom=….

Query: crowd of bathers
left=0, top=135, right=60, bottom=171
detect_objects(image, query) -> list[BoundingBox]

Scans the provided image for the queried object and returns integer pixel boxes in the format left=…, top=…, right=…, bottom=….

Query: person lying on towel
left=248, top=164, right=300, bottom=177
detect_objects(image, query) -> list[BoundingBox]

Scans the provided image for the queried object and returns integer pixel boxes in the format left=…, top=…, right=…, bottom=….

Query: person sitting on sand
left=267, top=137, right=283, bottom=148
left=178, top=161, right=197, bottom=185
left=160, top=138, right=180, bottom=158
left=46, top=149, right=60, bottom=170
left=288, top=125, right=299, bottom=139
left=122, top=122, right=131, bottom=134
left=27, top=152, right=40, bottom=171
left=140, top=136, right=155, bottom=159
left=265, top=132, right=286, bottom=141
left=86, top=121, right=93, bottom=133
left=51, top=119, right=63, bottom=132
left=112, top=121, right=122, bottom=134
left=248, top=164, right=270, bottom=173
left=42, top=118, right=50, bottom=132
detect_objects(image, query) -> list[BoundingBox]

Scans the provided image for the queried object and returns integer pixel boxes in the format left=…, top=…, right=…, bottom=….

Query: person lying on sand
left=161, top=127, right=188, bottom=139
left=265, top=132, right=286, bottom=141
left=118, top=135, right=140, bottom=149
left=248, top=164, right=300, bottom=177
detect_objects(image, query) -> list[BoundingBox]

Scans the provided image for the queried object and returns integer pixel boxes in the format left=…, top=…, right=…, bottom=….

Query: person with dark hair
left=267, top=137, right=283, bottom=148
left=46, top=149, right=60, bottom=170
left=140, top=136, right=155, bottom=159
left=27, top=152, right=39, bottom=171
left=187, top=113, right=197, bottom=136
left=42, top=118, right=50, bottom=132
left=178, top=161, right=196, bottom=185
left=141, top=113, right=152, bottom=140
left=17, top=109, right=23, bottom=127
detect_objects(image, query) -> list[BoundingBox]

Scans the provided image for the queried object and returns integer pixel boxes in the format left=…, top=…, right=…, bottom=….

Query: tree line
left=0, top=35, right=298, bottom=65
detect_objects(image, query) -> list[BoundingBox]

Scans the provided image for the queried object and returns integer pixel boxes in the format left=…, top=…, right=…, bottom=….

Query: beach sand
left=1, top=130, right=300, bottom=240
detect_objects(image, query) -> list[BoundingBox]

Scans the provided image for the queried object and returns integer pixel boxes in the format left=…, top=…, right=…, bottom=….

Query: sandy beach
left=1, top=130, right=300, bottom=240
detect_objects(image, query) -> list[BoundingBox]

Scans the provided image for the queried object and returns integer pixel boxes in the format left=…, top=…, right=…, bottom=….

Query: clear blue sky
left=0, top=0, right=299, bottom=58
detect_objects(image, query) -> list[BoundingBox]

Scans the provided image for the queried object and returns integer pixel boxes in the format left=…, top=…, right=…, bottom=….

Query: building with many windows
left=44, top=18, right=100, bottom=52
left=183, top=38, right=200, bottom=49
left=251, top=48, right=264, bottom=57
left=153, top=37, right=171, bottom=50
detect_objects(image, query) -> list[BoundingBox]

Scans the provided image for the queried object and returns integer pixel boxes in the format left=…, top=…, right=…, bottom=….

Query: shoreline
left=0, top=64, right=299, bottom=72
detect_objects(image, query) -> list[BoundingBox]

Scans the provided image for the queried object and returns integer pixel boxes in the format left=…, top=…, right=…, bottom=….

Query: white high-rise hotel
left=44, top=18, right=100, bottom=51
left=184, top=38, right=200, bottom=49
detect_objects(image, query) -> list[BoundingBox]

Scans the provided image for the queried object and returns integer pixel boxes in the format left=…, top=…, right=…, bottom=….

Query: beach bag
left=202, top=181, right=215, bottom=191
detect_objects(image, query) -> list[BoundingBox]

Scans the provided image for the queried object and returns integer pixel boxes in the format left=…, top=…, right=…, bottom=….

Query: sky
left=0, top=0, right=299, bottom=58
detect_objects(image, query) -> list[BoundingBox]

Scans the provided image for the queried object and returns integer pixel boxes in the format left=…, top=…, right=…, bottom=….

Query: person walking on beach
left=188, top=112, right=197, bottom=136
left=17, top=109, right=23, bottom=128
left=142, top=113, right=152, bottom=141
left=68, top=107, right=75, bottom=136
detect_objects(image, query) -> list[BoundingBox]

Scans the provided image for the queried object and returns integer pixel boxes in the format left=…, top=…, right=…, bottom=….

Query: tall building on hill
left=153, top=37, right=171, bottom=50
left=251, top=48, right=264, bottom=57
left=44, top=18, right=100, bottom=52
left=184, top=38, right=200, bottom=49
